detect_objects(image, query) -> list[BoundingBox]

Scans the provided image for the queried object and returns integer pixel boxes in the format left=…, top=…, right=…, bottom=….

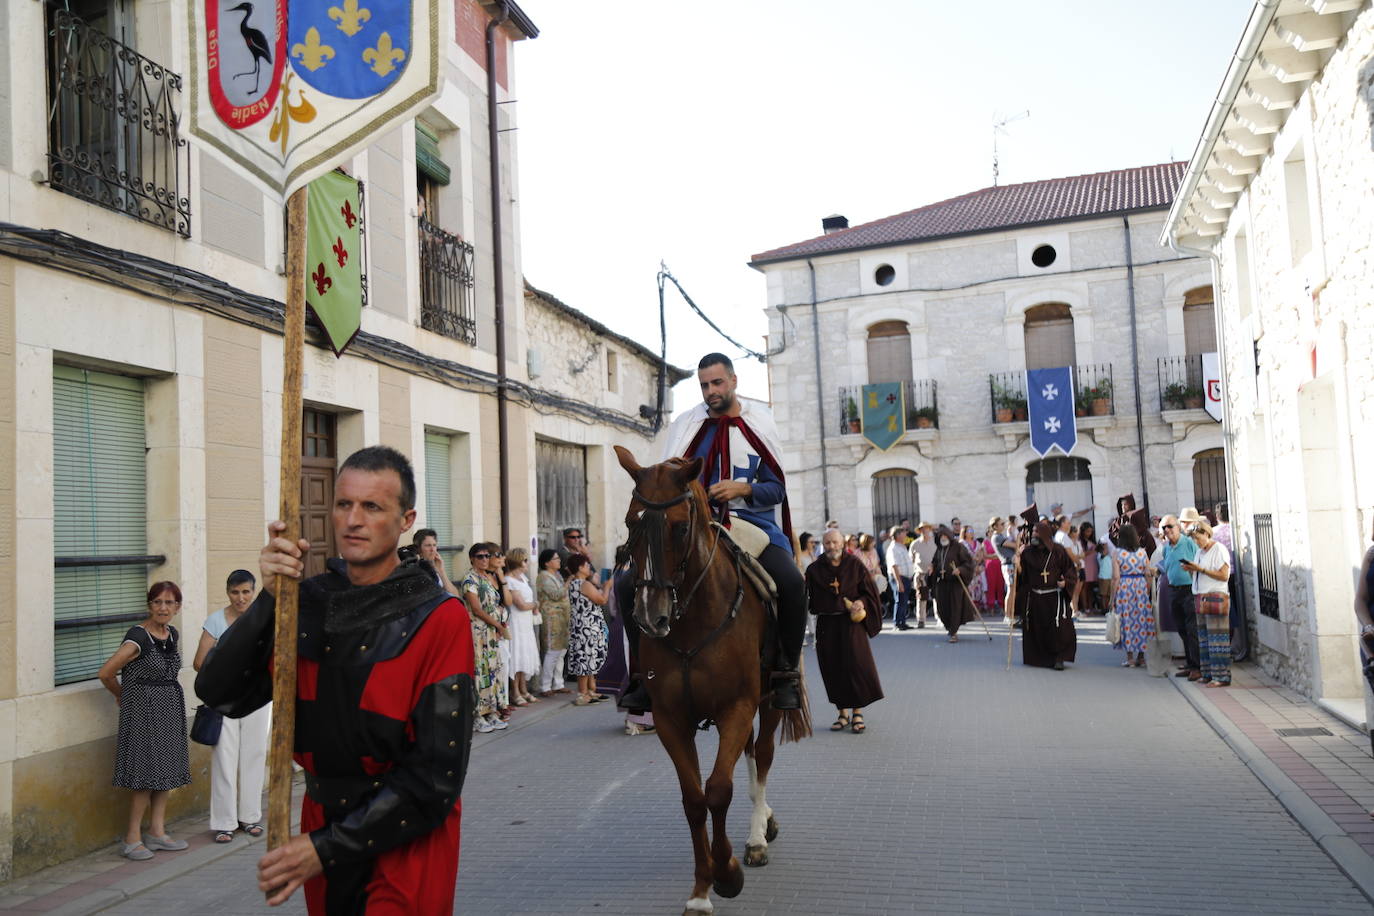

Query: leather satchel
left=190, top=704, right=223, bottom=746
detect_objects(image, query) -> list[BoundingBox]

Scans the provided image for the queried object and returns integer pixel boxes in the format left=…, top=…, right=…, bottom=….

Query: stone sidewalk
left=3, top=616, right=1374, bottom=914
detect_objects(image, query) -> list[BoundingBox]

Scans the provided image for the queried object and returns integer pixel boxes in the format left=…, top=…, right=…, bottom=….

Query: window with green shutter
left=424, top=430, right=454, bottom=555
left=53, top=366, right=154, bottom=685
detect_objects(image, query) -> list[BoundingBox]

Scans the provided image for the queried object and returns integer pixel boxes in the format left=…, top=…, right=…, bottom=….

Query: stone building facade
left=0, top=0, right=676, bottom=878
left=1164, top=0, right=1374, bottom=720
left=751, top=164, right=1224, bottom=545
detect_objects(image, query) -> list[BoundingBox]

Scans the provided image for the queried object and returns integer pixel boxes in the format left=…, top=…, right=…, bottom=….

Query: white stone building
left=0, top=0, right=677, bottom=877
left=1163, top=0, right=1374, bottom=720
left=751, top=163, right=1225, bottom=543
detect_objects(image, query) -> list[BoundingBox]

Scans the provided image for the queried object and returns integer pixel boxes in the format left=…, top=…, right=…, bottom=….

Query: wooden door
left=300, top=409, right=337, bottom=577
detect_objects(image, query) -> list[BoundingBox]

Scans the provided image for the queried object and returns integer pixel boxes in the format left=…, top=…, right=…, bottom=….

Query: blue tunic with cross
left=691, top=424, right=790, bottom=552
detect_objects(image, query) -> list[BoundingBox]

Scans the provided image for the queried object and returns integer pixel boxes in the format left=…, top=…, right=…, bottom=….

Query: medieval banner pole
left=267, top=186, right=308, bottom=850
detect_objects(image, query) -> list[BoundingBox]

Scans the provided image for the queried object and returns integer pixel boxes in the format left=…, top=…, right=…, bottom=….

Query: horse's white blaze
left=745, top=755, right=771, bottom=848
left=685, top=896, right=714, bottom=913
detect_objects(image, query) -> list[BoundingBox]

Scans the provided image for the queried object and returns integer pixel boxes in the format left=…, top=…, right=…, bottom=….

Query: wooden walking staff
left=950, top=563, right=994, bottom=641
left=267, top=187, right=309, bottom=852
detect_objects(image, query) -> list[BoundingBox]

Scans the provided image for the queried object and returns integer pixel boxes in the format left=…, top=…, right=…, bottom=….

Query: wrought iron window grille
left=45, top=6, right=191, bottom=237
left=418, top=218, right=477, bottom=346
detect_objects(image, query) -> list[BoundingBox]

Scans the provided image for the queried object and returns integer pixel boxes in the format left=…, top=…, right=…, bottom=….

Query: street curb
left=56, top=689, right=590, bottom=914
left=1171, top=677, right=1374, bottom=905
left=46, top=832, right=266, bottom=916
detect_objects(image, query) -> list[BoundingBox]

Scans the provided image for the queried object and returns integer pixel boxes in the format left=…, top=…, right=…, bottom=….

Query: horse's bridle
left=627, top=485, right=721, bottom=625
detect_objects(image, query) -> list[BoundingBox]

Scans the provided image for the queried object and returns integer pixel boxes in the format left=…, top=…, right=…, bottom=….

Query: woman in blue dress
left=1109, top=526, right=1155, bottom=667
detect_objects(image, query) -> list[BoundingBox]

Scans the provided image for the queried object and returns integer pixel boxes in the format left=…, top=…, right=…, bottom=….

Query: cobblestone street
left=65, top=617, right=1370, bottom=915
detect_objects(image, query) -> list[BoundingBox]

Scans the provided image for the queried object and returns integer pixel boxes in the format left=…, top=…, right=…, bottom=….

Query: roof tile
left=750, top=161, right=1186, bottom=264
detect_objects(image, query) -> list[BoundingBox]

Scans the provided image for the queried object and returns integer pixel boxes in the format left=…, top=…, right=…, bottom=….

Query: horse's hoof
left=744, top=843, right=769, bottom=867
left=712, top=858, right=744, bottom=899
left=683, top=899, right=714, bottom=916
left=765, top=815, right=779, bottom=842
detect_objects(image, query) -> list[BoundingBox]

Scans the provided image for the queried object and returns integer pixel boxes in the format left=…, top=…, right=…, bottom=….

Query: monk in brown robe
left=931, top=526, right=977, bottom=642
left=805, top=530, right=883, bottom=734
left=1018, top=520, right=1078, bottom=669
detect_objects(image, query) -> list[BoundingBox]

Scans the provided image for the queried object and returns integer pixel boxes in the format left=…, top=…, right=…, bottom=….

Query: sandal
left=513, top=696, right=528, bottom=707
left=241, top=823, right=264, bottom=838
left=851, top=713, right=866, bottom=734
left=214, top=831, right=235, bottom=844
left=830, top=714, right=850, bottom=732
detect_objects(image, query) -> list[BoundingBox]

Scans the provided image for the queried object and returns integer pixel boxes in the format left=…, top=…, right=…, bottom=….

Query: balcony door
left=1183, top=286, right=1218, bottom=355
left=866, top=321, right=912, bottom=384
left=1024, top=303, right=1075, bottom=370
left=300, top=409, right=338, bottom=578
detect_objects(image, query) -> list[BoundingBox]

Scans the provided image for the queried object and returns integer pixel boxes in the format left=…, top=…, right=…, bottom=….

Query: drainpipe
left=807, top=260, right=831, bottom=522
left=1122, top=216, right=1149, bottom=515
left=486, top=3, right=511, bottom=547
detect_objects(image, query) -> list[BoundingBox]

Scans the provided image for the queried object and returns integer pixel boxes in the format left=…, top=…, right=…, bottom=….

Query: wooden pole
left=267, top=186, right=308, bottom=853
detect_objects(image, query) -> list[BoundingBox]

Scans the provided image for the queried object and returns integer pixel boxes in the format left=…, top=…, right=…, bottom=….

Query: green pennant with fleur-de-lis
left=304, top=169, right=363, bottom=356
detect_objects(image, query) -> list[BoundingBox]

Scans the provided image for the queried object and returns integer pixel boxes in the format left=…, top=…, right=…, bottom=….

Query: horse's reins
left=627, top=485, right=746, bottom=727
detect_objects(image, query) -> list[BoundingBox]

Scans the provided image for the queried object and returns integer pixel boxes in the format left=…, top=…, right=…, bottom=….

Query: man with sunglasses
left=1160, top=514, right=1201, bottom=680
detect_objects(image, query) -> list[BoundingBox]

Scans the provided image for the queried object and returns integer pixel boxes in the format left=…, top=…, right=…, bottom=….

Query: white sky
left=512, top=0, right=1253, bottom=410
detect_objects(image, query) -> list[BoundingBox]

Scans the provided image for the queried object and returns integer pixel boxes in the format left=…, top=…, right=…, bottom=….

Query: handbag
left=1103, top=610, right=1121, bottom=646
left=532, top=610, right=543, bottom=625
left=873, top=573, right=888, bottom=595
left=190, top=704, right=223, bottom=746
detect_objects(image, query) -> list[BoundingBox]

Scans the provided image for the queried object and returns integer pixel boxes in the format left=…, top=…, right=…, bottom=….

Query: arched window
left=1026, top=457, right=1094, bottom=529
left=1183, top=286, right=1217, bottom=354
left=1192, top=448, right=1226, bottom=513
left=866, top=321, right=912, bottom=384
left=1023, top=302, right=1075, bottom=370
left=871, top=469, right=919, bottom=537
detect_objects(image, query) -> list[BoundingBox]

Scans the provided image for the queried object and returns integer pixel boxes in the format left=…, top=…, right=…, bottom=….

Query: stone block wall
left=762, top=213, right=1215, bottom=538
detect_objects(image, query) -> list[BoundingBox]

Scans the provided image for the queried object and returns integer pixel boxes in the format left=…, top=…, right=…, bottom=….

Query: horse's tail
left=778, top=662, right=813, bottom=743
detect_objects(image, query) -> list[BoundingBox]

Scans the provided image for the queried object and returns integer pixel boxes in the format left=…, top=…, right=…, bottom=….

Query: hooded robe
left=1020, top=523, right=1079, bottom=668
left=931, top=527, right=977, bottom=635
left=805, top=549, right=883, bottom=709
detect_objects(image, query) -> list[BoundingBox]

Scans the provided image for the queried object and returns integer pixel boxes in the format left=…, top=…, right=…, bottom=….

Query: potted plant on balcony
left=992, top=383, right=1016, bottom=423
left=1074, top=386, right=1089, bottom=417
left=1182, top=384, right=1205, bottom=410
left=845, top=396, right=861, bottom=433
left=1010, top=394, right=1029, bottom=422
left=913, top=406, right=938, bottom=429
left=1162, top=381, right=1189, bottom=411
left=1084, top=378, right=1113, bottom=416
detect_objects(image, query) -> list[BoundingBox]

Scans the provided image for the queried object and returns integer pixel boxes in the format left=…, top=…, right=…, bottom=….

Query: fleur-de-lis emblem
left=333, top=237, right=348, bottom=268
left=291, top=27, right=336, bottom=72
left=340, top=200, right=358, bottom=228
left=328, top=0, right=372, bottom=37
left=312, top=263, right=333, bottom=296
left=268, top=73, right=317, bottom=153
left=362, top=32, right=405, bottom=78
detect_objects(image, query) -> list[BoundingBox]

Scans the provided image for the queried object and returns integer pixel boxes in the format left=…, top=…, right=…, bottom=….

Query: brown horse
left=614, top=446, right=810, bottom=916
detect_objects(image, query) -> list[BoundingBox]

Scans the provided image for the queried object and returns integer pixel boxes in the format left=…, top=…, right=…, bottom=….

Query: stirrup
left=617, top=679, right=652, bottom=711
left=770, top=668, right=801, bottom=710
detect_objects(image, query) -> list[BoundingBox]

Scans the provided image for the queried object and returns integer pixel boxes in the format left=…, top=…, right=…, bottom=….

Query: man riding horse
left=620, top=352, right=806, bottom=711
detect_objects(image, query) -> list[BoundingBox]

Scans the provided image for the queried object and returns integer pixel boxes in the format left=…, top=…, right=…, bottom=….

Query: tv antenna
left=992, top=110, right=1029, bottom=186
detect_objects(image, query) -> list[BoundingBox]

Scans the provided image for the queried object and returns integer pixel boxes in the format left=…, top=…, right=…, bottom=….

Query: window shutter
left=424, top=431, right=453, bottom=547
left=865, top=322, right=912, bottom=383
left=53, top=366, right=147, bottom=685
left=1024, top=304, right=1076, bottom=371
left=1183, top=303, right=1217, bottom=354
left=415, top=123, right=451, bottom=186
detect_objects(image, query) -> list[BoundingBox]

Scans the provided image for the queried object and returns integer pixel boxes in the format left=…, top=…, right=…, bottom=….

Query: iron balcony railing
left=989, top=363, right=1116, bottom=423
left=1253, top=512, right=1280, bottom=620
left=1157, top=354, right=1205, bottom=411
left=418, top=218, right=476, bottom=345
left=837, top=379, right=939, bottom=436
left=46, top=8, right=190, bottom=236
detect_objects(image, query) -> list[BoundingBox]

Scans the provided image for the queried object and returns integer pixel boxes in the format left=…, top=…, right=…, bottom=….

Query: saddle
left=711, top=517, right=777, bottom=605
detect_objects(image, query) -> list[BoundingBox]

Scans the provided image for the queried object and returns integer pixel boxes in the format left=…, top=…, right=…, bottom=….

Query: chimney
left=821, top=214, right=848, bottom=234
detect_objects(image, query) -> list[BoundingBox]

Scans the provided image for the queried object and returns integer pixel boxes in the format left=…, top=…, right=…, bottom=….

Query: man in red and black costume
left=197, top=446, right=475, bottom=915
